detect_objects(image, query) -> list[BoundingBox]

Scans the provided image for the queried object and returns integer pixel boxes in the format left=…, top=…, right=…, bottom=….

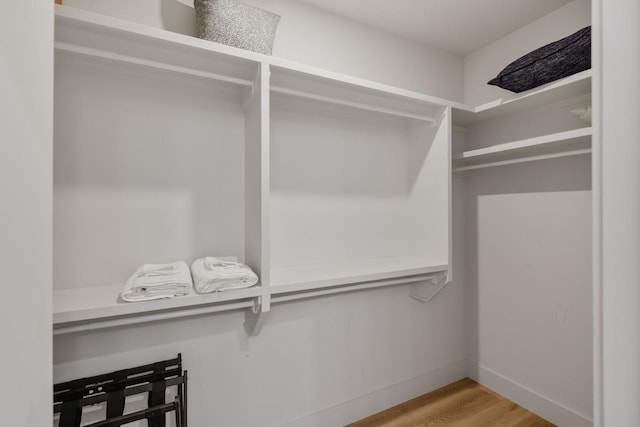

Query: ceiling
left=296, top=0, right=573, bottom=55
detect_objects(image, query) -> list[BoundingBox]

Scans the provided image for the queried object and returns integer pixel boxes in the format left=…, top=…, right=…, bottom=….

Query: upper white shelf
left=453, top=70, right=592, bottom=127
left=453, top=127, right=592, bottom=172
left=270, top=256, right=448, bottom=295
left=55, top=5, right=591, bottom=127
left=55, top=5, right=262, bottom=88
left=53, top=283, right=263, bottom=328
left=269, top=63, right=454, bottom=122
left=55, top=5, right=457, bottom=115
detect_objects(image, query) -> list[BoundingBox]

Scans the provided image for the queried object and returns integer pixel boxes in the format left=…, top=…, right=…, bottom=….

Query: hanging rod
left=271, top=273, right=442, bottom=304
left=55, top=42, right=254, bottom=87
left=453, top=148, right=592, bottom=172
left=53, top=300, right=253, bottom=335
left=271, top=86, right=437, bottom=124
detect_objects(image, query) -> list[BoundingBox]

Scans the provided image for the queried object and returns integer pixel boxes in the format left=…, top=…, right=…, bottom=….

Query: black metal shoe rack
left=54, top=354, right=187, bottom=427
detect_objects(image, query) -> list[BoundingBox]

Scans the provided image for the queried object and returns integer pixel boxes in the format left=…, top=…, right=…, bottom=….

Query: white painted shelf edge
left=53, top=257, right=449, bottom=328
left=53, top=284, right=264, bottom=326
left=452, top=70, right=592, bottom=127
left=267, top=59, right=464, bottom=110
left=472, top=70, right=592, bottom=114
left=453, top=127, right=592, bottom=172
left=270, top=257, right=448, bottom=294
left=270, top=86, right=438, bottom=124
left=455, top=127, right=592, bottom=160
left=55, top=4, right=265, bottom=63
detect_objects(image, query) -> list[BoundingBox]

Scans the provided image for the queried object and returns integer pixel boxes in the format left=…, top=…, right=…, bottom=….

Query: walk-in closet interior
left=51, top=0, right=592, bottom=425
left=5, top=0, right=636, bottom=425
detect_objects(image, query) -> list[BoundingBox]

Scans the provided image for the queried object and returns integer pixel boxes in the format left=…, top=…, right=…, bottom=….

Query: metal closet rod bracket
left=244, top=294, right=270, bottom=336
left=409, top=271, right=449, bottom=303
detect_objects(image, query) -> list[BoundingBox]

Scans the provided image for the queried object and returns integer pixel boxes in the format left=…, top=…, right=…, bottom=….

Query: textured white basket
left=194, top=0, right=280, bottom=55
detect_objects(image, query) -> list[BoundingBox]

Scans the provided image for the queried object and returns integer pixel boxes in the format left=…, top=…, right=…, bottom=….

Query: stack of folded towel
left=120, top=261, right=193, bottom=302
left=191, top=256, right=259, bottom=293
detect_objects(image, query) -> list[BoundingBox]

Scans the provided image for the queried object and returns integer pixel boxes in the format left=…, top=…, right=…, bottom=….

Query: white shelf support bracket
left=410, top=271, right=449, bottom=303
left=242, top=65, right=263, bottom=109
left=430, top=113, right=439, bottom=128
left=249, top=65, right=261, bottom=96
left=431, top=108, right=447, bottom=128
left=243, top=294, right=270, bottom=336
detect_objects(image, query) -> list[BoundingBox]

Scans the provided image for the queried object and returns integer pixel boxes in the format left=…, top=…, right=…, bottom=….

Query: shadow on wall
left=161, top=0, right=197, bottom=36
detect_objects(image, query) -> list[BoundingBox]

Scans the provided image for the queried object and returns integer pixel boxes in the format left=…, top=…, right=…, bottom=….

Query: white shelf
left=53, top=255, right=449, bottom=330
left=453, top=70, right=592, bottom=127
left=269, top=63, right=454, bottom=122
left=453, top=127, right=592, bottom=172
left=270, top=85, right=437, bottom=124
left=55, top=5, right=457, bottom=116
left=52, top=5, right=455, bottom=333
left=269, top=58, right=461, bottom=111
left=55, top=5, right=263, bottom=88
left=270, top=257, right=448, bottom=294
left=53, top=284, right=263, bottom=327
left=54, top=5, right=590, bottom=130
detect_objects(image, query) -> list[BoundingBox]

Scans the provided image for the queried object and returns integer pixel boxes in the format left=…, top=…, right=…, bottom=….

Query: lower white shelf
left=270, top=256, right=449, bottom=294
left=53, top=284, right=263, bottom=328
left=453, top=127, right=592, bottom=172
left=53, top=257, right=449, bottom=333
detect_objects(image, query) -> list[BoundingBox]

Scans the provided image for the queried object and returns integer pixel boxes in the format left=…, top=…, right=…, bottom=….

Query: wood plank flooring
left=346, top=378, right=555, bottom=427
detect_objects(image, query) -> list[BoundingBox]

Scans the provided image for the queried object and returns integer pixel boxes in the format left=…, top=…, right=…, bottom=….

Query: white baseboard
left=278, top=360, right=592, bottom=427
left=278, top=359, right=469, bottom=427
left=469, top=364, right=593, bottom=427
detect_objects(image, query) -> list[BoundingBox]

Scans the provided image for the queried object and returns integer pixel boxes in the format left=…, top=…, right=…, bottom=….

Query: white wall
left=0, top=1, right=53, bottom=426
left=466, top=182, right=593, bottom=426
left=463, top=0, right=591, bottom=106
left=62, top=0, right=464, bottom=100
left=55, top=284, right=467, bottom=426
left=595, top=0, right=640, bottom=425
left=54, top=56, right=246, bottom=289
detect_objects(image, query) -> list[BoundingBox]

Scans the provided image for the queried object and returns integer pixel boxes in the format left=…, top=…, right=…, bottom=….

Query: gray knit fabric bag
left=194, top=0, right=281, bottom=55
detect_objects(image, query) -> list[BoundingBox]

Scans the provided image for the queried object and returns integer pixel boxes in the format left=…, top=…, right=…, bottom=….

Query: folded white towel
left=121, top=261, right=193, bottom=302
left=191, top=256, right=259, bottom=293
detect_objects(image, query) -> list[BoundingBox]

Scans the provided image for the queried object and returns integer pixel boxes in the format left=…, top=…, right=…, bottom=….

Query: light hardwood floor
left=346, top=378, right=555, bottom=426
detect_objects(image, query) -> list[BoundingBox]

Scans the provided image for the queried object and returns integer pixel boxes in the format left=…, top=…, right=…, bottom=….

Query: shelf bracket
left=249, top=65, right=261, bottom=96
left=242, top=66, right=263, bottom=110
left=243, top=294, right=270, bottom=336
left=409, top=271, right=449, bottom=303
left=431, top=108, right=447, bottom=128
